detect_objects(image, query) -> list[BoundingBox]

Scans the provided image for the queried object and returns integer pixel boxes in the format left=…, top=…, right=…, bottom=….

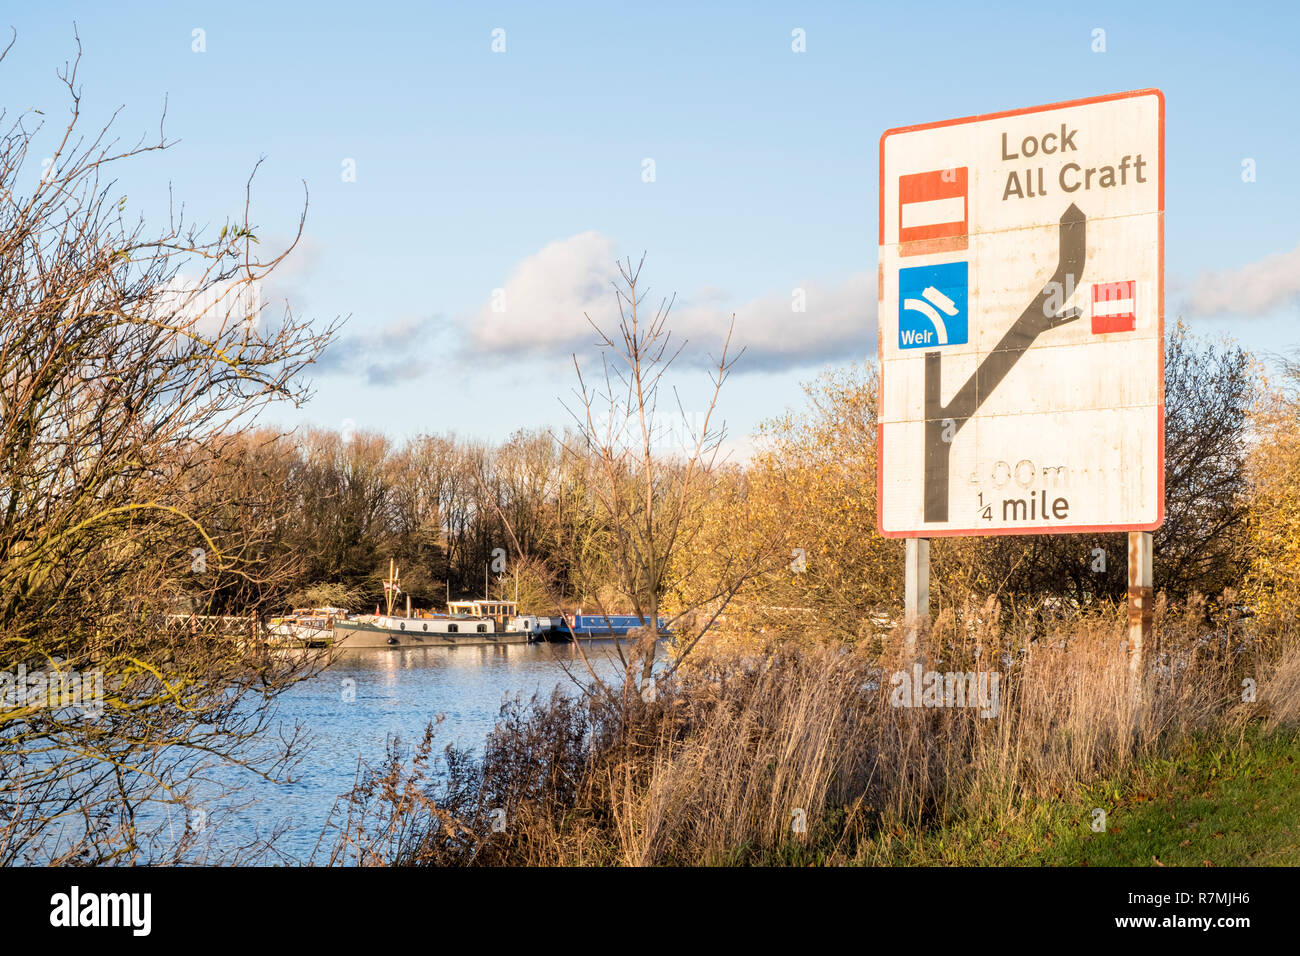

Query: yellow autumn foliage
left=1245, top=366, right=1300, bottom=636
left=667, top=365, right=903, bottom=653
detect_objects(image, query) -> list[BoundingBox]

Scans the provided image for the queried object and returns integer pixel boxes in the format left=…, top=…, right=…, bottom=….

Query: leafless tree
left=487, top=255, right=785, bottom=707
left=0, top=34, right=337, bottom=862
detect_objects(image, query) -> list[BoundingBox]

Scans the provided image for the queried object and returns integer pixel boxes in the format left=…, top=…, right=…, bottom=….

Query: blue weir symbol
left=899, top=261, right=968, bottom=349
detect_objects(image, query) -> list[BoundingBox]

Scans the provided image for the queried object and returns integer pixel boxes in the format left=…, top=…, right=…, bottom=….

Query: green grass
left=857, top=728, right=1300, bottom=866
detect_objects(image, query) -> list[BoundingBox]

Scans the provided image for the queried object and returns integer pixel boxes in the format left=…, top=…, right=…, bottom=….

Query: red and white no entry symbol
left=1092, top=280, right=1137, bottom=333
left=898, top=167, right=968, bottom=256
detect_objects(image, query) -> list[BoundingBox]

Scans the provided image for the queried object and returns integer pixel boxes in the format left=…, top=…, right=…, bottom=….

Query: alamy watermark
left=0, top=663, right=104, bottom=718
left=889, top=664, right=1000, bottom=718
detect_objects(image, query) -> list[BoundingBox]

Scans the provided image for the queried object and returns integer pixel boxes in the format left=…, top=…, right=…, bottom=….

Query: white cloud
left=1182, top=242, right=1300, bottom=318
left=672, top=273, right=877, bottom=372
left=469, top=231, right=622, bottom=357
left=467, top=231, right=877, bottom=373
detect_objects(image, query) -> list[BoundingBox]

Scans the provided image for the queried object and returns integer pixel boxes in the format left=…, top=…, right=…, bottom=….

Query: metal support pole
left=1127, top=531, right=1154, bottom=678
left=904, top=537, right=930, bottom=659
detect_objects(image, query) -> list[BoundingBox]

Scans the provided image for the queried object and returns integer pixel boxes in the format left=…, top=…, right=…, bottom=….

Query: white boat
left=331, top=561, right=546, bottom=648
left=332, top=603, right=544, bottom=648
left=265, top=606, right=349, bottom=647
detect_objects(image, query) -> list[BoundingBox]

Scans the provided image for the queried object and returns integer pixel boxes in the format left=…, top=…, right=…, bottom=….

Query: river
left=204, top=641, right=629, bottom=864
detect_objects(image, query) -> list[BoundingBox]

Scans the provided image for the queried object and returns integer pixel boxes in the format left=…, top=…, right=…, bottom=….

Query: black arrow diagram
left=922, top=202, right=1087, bottom=523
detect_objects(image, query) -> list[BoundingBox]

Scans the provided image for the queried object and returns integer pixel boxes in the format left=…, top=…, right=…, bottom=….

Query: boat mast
left=385, top=557, right=400, bottom=617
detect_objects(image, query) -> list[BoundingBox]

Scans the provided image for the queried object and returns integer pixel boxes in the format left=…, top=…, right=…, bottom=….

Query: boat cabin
left=375, top=615, right=494, bottom=634
left=446, top=600, right=517, bottom=624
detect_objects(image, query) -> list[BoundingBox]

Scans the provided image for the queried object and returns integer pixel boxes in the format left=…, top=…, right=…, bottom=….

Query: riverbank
left=325, top=616, right=1300, bottom=866
left=847, top=727, right=1300, bottom=866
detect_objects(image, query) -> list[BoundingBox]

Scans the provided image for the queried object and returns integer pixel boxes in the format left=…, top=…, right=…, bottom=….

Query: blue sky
left=7, top=2, right=1299, bottom=450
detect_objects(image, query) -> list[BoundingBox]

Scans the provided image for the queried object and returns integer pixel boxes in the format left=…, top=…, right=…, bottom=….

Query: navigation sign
left=877, top=89, right=1164, bottom=537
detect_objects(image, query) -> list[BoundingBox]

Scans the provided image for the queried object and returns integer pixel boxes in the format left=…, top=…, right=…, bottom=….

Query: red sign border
left=876, top=88, right=1165, bottom=539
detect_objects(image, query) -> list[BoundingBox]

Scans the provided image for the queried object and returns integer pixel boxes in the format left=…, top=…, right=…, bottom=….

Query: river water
left=208, top=641, right=628, bottom=864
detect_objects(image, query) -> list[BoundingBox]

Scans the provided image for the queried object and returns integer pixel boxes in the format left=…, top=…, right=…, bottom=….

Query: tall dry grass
left=326, top=605, right=1297, bottom=866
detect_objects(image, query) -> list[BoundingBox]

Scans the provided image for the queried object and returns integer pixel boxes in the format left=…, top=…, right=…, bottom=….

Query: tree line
left=187, top=426, right=617, bottom=616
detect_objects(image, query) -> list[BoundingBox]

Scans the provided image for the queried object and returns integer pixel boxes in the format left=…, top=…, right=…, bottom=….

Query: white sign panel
left=877, top=89, right=1164, bottom=537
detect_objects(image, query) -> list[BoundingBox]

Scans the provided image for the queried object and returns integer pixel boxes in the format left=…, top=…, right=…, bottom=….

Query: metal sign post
left=1128, top=531, right=1154, bottom=676
left=903, top=537, right=930, bottom=659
